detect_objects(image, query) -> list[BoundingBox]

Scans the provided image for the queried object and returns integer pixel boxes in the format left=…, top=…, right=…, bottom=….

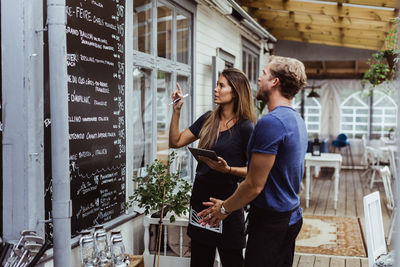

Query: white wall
left=194, top=2, right=266, bottom=119
left=2, top=0, right=45, bottom=241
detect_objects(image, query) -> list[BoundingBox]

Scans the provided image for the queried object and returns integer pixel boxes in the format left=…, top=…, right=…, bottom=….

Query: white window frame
left=131, top=0, right=194, bottom=182
left=294, top=96, right=321, bottom=137
left=340, top=90, right=397, bottom=139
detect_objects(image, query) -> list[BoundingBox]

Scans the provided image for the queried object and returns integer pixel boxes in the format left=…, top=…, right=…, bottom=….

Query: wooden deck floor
left=293, top=168, right=393, bottom=267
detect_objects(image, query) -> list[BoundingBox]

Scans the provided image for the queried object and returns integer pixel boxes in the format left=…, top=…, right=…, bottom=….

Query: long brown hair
left=198, top=68, right=256, bottom=149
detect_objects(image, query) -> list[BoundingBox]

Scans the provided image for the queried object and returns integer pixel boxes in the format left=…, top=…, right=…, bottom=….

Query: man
left=198, top=56, right=308, bottom=267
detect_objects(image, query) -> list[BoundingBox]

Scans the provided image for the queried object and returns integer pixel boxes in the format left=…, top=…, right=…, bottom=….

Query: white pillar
left=47, top=0, right=71, bottom=266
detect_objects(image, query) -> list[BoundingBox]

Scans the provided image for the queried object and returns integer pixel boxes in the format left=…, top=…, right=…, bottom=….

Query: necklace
left=220, top=116, right=236, bottom=131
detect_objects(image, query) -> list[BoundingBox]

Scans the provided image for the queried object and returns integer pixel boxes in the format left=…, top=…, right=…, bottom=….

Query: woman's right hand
left=172, top=83, right=184, bottom=111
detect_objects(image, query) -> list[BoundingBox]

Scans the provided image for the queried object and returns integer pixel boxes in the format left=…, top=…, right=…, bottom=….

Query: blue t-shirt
left=247, top=106, right=307, bottom=225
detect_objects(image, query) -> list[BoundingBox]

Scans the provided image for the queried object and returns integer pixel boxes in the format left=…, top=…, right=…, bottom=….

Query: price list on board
left=65, top=0, right=126, bottom=235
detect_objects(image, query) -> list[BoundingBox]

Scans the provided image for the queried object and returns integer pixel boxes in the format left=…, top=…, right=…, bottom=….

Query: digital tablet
left=188, top=147, right=219, bottom=161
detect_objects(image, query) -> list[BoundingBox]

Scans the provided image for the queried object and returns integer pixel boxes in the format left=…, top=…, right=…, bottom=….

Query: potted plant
left=362, top=17, right=399, bottom=89
left=362, top=51, right=391, bottom=88
left=383, top=17, right=399, bottom=72
left=126, top=151, right=191, bottom=223
left=126, top=151, right=191, bottom=267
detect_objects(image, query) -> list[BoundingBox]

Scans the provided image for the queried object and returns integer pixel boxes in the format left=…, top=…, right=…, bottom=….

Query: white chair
left=361, top=134, right=368, bottom=166
left=388, top=148, right=397, bottom=182
left=363, top=191, right=387, bottom=267
left=363, top=146, right=384, bottom=188
left=379, top=166, right=395, bottom=211
left=387, top=207, right=396, bottom=246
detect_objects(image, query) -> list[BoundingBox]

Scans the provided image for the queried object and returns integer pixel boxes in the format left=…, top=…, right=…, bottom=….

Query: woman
left=169, top=68, right=256, bottom=267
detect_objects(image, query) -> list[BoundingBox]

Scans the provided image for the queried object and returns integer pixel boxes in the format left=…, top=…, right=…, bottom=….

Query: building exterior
left=1, top=0, right=274, bottom=265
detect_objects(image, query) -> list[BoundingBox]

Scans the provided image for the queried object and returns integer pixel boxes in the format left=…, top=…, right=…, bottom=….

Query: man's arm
left=198, top=152, right=276, bottom=226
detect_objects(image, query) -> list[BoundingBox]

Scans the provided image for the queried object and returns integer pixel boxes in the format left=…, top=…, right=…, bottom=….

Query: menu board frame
left=44, top=0, right=127, bottom=238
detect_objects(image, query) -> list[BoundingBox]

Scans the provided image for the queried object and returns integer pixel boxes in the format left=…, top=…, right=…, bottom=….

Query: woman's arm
left=198, top=156, right=247, bottom=178
left=169, top=83, right=197, bottom=148
left=169, top=112, right=197, bottom=148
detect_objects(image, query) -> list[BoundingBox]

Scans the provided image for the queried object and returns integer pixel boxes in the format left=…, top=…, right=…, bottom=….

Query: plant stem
left=155, top=186, right=166, bottom=267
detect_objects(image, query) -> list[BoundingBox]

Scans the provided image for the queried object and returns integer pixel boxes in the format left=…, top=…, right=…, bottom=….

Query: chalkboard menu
left=66, top=0, right=126, bottom=236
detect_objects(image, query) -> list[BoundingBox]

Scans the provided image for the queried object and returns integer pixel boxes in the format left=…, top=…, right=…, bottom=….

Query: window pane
left=355, top=116, right=368, bottom=123
left=356, top=125, right=368, bottom=131
left=385, top=109, right=396, bottom=115
left=342, top=109, right=353, bottom=114
left=157, top=3, right=172, bottom=59
left=156, top=71, right=172, bottom=162
left=385, top=117, right=396, bottom=124
left=308, top=116, right=320, bottom=122
left=342, top=125, right=353, bottom=131
left=373, top=116, right=382, bottom=123
left=175, top=76, right=191, bottom=178
left=177, top=76, right=191, bottom=130
left=177, top=12, right=190, bottom=64
left=309, top=108, right=320, bottom=113
left=342, top=116, right=353, bottom=123
left=357, top=109, right=369, bottom=115
left=242, top=51, right=247, bottom=74
left=133, top=0, right=152, bottom=54
left=307, top=124, right=319, bottom=130
left=132, top=68, right=153, bottom=169
left=253, top=56, right=258, bottom=83
left=248, top=56, right=253, bottom=85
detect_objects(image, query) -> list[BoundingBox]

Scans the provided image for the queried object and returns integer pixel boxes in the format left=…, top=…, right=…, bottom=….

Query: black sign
left=66, top=0, right=126, bottom=236
left=53, top=0, right=125, bottom=236
left=44, top=0, right=125, bottom=238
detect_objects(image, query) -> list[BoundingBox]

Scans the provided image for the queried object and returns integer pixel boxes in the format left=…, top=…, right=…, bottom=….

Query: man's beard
left=256, top=85, right=270, bottom=103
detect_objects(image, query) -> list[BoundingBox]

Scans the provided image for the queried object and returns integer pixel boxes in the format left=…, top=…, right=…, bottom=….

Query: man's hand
left=198, top=156, right=230, bottom=174
left=197, top=198, right=228, bottom=227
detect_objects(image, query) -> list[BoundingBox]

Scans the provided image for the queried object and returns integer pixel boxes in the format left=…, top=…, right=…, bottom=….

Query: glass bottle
left=111, top=236, right=126, bottom=267
left=79, top=232, right=95, bottom=267
left=94, top=225, right=110, bottom=266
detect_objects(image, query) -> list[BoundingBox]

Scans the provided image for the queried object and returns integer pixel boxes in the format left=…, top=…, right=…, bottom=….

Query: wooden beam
left=268, top=28, right=384, bottom=45
left=259, top=18, right=388, bottom=33
left=257, top=10, right=390, bottom=31
left=269, top=24, right=387, bottom=40
left=304, top=60, right=369, bottom=79
left=246, top=0, right=396, bottom=22
left=269, top=28, right=384, bottom=46
left=270, top=32, right=384, bottom=50
left=247, top=7, right=258, bottom=17
left=300, top=0, right=398, bottom=9
left=244, top=0, right=397, bottom=22
left=306, top=72, right=365, bottom=78
left=307, top=68, right=365, bottom=74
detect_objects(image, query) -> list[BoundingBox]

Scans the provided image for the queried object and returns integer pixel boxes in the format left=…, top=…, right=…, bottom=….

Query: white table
left=305, top=153, right=342, bottom=209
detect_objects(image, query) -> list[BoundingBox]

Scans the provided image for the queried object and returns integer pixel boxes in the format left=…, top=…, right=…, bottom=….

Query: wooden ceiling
left=237, top=0, right=399, bottom=51
left=304, top=60, right=369, bottom=78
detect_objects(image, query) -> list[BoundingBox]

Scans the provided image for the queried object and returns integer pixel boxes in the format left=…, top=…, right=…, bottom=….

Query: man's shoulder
left=258, top=112, right=284, bottom=127
left=255, top=114, right=286, bottom=136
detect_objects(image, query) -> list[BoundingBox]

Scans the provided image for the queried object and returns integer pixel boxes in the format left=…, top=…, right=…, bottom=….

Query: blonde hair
left=198, top=68, right=256, bottom=149
left=268, top=56, right=307, bottom=99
